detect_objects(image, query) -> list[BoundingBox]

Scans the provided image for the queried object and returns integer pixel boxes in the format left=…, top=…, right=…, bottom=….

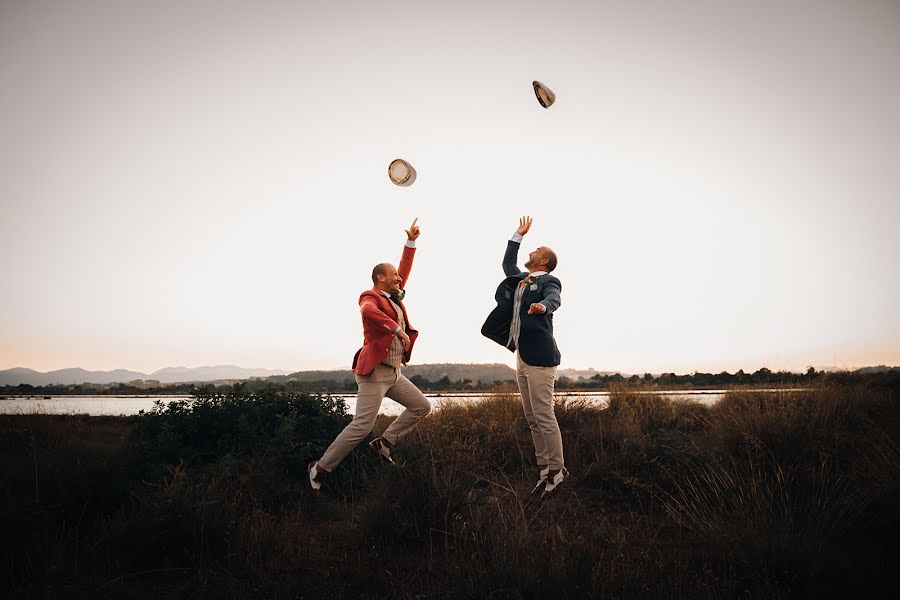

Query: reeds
left=1, top=383, right=898, bottom=598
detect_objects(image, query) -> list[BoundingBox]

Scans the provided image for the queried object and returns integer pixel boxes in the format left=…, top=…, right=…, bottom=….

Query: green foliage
left=130, top=383, right=351, bottom=474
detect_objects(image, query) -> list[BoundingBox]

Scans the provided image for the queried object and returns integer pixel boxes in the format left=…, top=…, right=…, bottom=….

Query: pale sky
left=1, top=0, right=899, bottom=375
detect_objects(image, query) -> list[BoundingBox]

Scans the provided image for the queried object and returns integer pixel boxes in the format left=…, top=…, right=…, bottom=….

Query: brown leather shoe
left=541, top=467, right=569, bottom=499
left=368, top=437, right=398, bottom=467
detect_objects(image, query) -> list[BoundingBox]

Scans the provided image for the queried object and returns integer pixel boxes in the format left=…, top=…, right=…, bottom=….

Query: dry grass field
left=2, top=382, right=898, bottom=599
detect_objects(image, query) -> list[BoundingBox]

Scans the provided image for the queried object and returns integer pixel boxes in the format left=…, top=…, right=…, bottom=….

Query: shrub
left=130, top=383, right=351, bottom=476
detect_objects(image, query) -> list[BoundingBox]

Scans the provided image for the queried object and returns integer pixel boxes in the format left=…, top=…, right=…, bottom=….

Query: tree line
left=3, top=366, right=897, bottom=396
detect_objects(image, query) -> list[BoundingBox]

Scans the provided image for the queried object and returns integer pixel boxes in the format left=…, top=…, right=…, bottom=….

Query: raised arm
left=503, top=216, right=532, bottom=277
left=398, top=217, right=419, bottom=286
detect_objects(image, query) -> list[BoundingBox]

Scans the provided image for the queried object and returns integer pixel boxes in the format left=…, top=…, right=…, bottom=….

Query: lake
left=0, top=390, right=742, bottom=417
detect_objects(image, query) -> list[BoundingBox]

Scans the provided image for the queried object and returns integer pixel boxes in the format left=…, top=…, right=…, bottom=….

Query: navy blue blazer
left=481, top=239, right=562, bottom=367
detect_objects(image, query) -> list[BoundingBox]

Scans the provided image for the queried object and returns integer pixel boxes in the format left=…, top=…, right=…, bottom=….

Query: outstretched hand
left=528, top=303, right=546, bottom=315
left=516, top=216, right=533, bottom=236
left=405, top=217, right=420, bottom=241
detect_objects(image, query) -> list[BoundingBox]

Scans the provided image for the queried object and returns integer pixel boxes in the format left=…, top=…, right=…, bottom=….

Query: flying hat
left=388, top=158, right=417, bottom=186
left=532, top=80, right=556, bottom=108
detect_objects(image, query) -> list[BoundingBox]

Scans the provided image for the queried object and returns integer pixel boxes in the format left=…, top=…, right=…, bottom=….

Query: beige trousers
left=318, top=363, right=431, bottom=472
left=516, top=351, right=564, bottom=470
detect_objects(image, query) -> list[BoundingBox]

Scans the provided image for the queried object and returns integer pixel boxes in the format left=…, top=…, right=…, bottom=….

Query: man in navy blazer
left=482, top=216, right=568, bottom=499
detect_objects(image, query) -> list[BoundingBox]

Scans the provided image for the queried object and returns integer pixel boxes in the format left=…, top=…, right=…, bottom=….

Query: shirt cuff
left=393, top=326, right=401, bottom=334
left=510, top=232, right=523, bottom=243
left=405, top=239, right=416, bottom=248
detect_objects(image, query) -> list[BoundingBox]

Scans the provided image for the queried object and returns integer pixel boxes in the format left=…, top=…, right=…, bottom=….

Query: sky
left=1, top=0, right=899, bottom=375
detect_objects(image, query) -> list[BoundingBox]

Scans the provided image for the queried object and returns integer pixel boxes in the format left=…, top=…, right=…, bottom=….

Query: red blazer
left=351, top=244, right=420, bottom=376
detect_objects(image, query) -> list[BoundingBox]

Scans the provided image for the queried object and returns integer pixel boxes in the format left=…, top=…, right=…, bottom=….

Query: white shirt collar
left=527, top=271, right=548, bottom=277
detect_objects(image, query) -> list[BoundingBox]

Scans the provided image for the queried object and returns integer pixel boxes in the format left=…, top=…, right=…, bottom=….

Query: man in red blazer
left=308, top=219, right=431, bottom=493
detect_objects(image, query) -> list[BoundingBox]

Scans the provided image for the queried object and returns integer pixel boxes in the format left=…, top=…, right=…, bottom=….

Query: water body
left=0, top=390, right=747, bottom=417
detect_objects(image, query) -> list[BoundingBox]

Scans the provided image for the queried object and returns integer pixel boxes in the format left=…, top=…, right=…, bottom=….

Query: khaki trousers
left=318, top=363, right=431, bottom=472
left=516, top=351, right=564, bottom=470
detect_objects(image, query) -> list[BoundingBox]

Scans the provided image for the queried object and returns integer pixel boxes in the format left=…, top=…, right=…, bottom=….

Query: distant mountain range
left=3, top=363, right=895, bottom=388
left=271, top=364, right=623, bottom=385
left=0, top=366, right=291, bottom=386
left=272, top=363, right=520, bottom=385
left=1, top=363, right=623, bottom=387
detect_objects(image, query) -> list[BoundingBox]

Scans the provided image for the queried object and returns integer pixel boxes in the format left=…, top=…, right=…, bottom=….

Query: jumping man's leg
left=521, top=357, right=563, bottom=471
left=381, top=370, right=432, bottom=445
left=516, top=351, right=550, bottom=468
left=318, top=364, right=393, bottom=472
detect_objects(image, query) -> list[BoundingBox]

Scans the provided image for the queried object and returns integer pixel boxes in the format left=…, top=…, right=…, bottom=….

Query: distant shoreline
left=0, top=385, right=813, bottom=399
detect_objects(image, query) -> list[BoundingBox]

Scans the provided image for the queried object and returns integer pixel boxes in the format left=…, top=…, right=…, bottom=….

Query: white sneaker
left=307, top=461, right=326, bottom=495
left=368, top=437, right=397, bottom=467
left=541, top=467, right=569, bottom=499
left=529, top=466, right=550, bottom=497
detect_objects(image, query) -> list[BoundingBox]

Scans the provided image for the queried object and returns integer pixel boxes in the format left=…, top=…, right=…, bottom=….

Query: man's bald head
left=371, top=262, right=403, bottom=293
left=525, top=246, right=558, bottom=272
left=372, top=263, right=392, bottom=285
left=542, top=247, right=558, bottom=272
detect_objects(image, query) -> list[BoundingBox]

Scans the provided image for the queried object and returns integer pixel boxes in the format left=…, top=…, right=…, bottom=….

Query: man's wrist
left=405, top=239, right=416, bottom=248
left=510, top=232, right=524, bottom=243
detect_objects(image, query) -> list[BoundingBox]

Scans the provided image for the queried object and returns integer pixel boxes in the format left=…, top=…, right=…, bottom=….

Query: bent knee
left=348, top=413, right=378, bottom=433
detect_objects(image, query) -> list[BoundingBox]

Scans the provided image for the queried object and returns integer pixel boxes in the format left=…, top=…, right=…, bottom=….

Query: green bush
left=130, top=383, right=351, bottom=475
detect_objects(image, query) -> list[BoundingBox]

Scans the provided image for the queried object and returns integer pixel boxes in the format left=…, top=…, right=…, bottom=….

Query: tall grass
left=1, top=383, right=897, bottom=598
left=658, top=386, right=900, bottom=570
